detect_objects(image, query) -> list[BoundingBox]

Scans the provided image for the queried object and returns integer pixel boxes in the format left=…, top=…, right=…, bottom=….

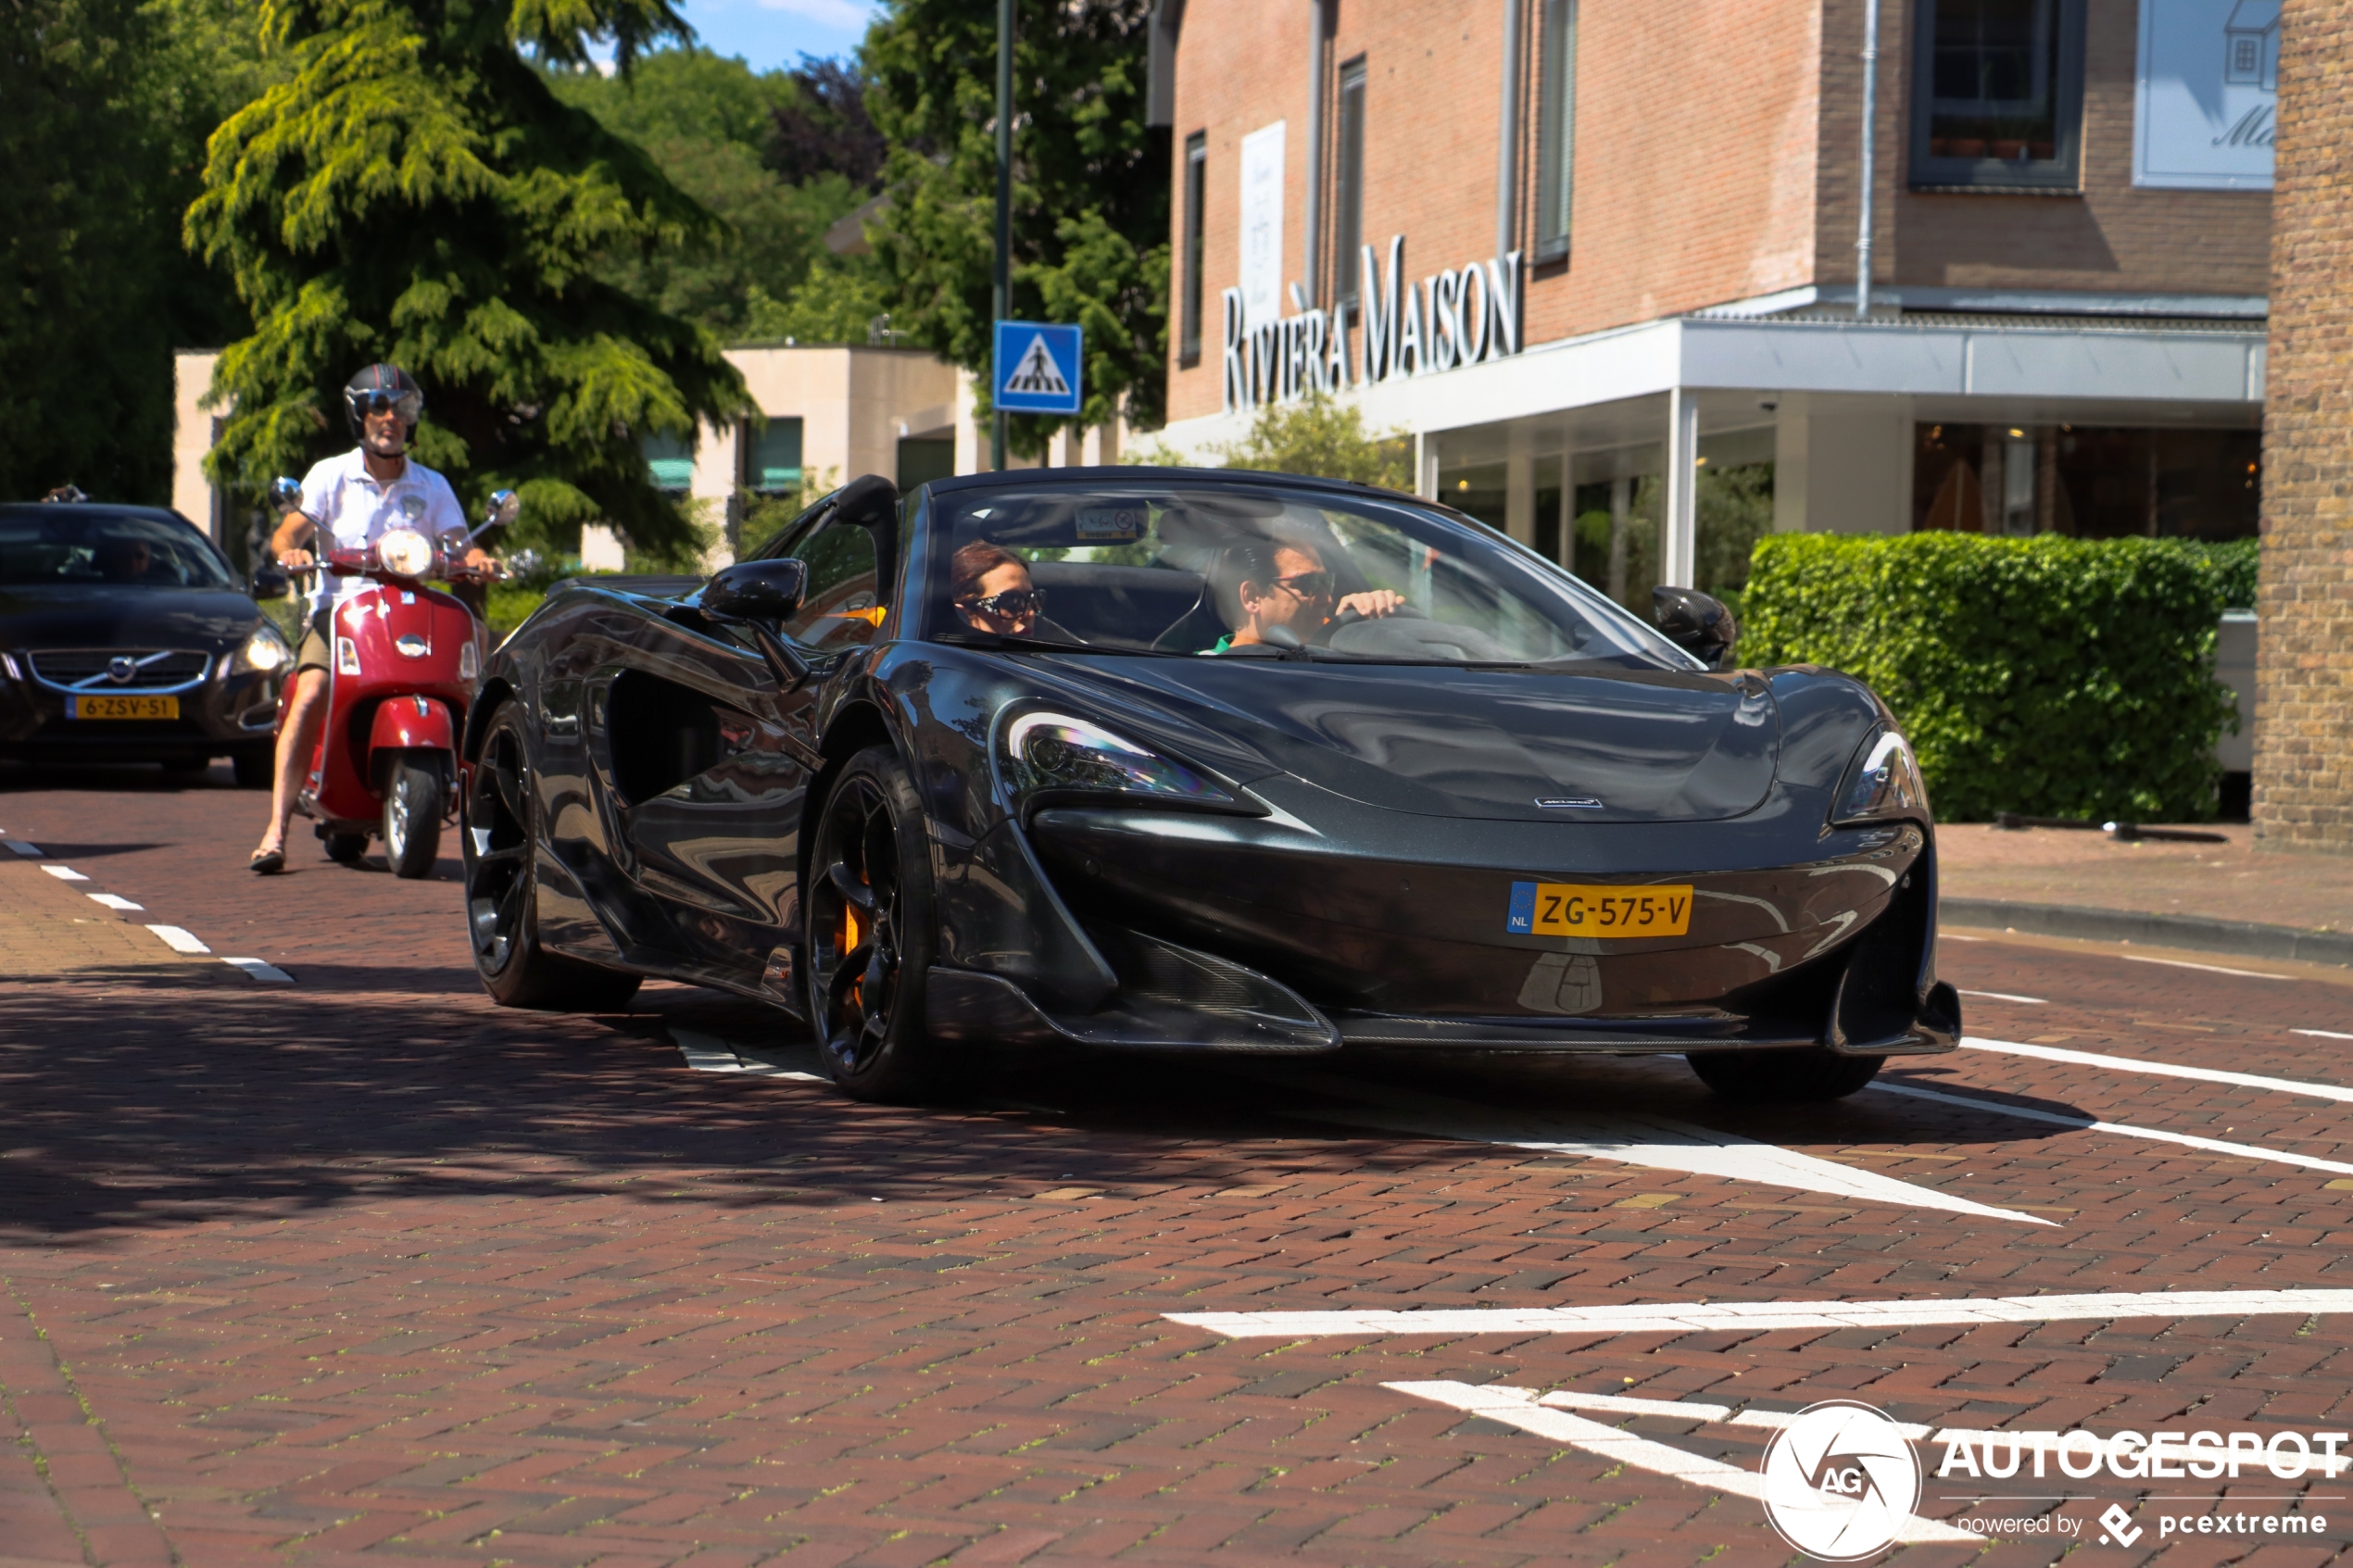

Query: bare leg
left=257, top=667, right=328, bottom=857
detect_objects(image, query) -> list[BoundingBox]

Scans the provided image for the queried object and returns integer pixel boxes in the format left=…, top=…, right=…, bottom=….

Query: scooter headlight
left=377, top=528, right=434, bottom=579
left=231, top=621, right=291, bottom=674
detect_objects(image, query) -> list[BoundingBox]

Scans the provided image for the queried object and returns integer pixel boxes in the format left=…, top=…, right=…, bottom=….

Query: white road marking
left=1869, top=1080, right=2353, bottom=1175
left=220, top=958, right=294, bottom=984
left=4, top=838, right=42, bottom=857
left=1165, top=1286, right=2353, bottom=1339
left=2296, top=1029, right=2353, bottom=1042
left=672, top=1028, right=824, bottom=1081
left=1964, top=1035, right=2353, bottom=1103
left=2121, top=953, right=2292, bottom=981
left=1384, top=1382, right=1975, bottom=1545
left=1959, top=989, right=2045, bottom=1004
left=144, top=924, right=210, bottom=955
left=85, top=893, right=143, bottom=911
left=39, top=864, right=88, bottom=882
left=1253, top=1071, right=2052, bottom=1225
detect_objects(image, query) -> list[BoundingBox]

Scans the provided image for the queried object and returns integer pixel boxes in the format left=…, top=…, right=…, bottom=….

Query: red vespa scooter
left=270, top=483, right=513, bottom=879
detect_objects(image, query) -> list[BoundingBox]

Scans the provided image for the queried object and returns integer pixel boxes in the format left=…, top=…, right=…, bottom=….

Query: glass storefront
left=1915, top=423, right=2259, bottom=540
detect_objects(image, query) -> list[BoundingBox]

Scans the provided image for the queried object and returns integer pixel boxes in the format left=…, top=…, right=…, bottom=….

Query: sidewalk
left=1938, top=821, right=2350, bottom=962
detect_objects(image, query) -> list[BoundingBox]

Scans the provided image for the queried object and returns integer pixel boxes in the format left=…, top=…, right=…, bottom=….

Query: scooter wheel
left=384, top=751, right=447, bottom=880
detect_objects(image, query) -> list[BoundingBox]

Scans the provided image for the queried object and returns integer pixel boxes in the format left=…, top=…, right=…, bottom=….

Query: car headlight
left=998, top=711, right=1234, bottom=811
left=376, top=528, right=434, bottom=578
left=231, top=621, right=292, bottom=675
left=1832, top=726, right=1929, bottom=824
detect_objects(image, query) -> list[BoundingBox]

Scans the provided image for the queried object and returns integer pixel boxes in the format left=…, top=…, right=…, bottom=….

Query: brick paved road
left=3, top=763, right=2351, bottom=1566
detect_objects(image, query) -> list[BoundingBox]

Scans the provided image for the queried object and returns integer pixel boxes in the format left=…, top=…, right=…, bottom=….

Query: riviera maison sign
left=1222, top=237, right=1523, bottom=413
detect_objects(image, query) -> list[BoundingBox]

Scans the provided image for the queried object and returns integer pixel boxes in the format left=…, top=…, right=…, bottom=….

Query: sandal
left=249, top=847, right=285, bottom=875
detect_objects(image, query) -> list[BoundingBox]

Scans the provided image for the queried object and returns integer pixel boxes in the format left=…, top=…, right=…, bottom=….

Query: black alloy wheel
left=461, top=704, right=640, bottom=1010
left=383, top=751, right=447, bottom=880
left=803, top=745, right=947, bottom=1102
left=1685, top=1045, right=1885, bottom=1102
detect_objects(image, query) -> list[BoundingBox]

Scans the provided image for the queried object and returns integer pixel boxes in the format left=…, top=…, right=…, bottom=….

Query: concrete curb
left=1942, top=897, right=2353, bottom=968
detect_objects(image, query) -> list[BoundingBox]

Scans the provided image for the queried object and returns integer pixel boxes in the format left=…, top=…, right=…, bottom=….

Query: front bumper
left=932, top=787, right=1958, bottom=1059
left=0, top=658, right=281, bottom=762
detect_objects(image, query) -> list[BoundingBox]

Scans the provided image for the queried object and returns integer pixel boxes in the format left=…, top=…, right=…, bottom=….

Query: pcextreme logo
left=1760, top=1401, right=1922, bottom=1561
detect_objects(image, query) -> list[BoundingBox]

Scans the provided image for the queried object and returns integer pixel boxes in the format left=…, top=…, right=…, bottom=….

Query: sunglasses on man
left=1268, top=570, right=1336, bottom=600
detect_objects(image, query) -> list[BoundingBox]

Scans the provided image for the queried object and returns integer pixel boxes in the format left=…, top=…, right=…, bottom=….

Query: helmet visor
left=349, top=387, right=423, bottom=424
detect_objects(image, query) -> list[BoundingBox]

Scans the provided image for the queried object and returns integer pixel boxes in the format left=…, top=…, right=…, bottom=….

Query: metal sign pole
left=993, top=0, right=1013, bottom=471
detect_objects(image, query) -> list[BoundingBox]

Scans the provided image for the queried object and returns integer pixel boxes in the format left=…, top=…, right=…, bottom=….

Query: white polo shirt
left=295, top=447, right=467, bottom=615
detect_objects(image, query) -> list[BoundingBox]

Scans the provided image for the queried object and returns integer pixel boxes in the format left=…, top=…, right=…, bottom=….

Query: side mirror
left=703, top=558, right=812, bottom=689
left=704, top=558, right=809, bottom=624
left=251, top=561, right=291, bottom=600
left=268, top=476, right=303, bottom=515
left=486, top=488, right=520, bottom=531
left=1653, top=585, right=1739, bottom=668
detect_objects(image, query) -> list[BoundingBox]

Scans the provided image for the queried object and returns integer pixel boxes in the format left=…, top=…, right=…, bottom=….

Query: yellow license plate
left=1507, top=881, right=1693, bottom=937
left=69, top=695, right=179, bottom=721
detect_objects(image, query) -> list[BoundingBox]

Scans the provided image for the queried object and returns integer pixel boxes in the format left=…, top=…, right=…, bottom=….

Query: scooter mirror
left=487, top=489, right=520, bottom=530
left=268, top=476, right=303, bottom=515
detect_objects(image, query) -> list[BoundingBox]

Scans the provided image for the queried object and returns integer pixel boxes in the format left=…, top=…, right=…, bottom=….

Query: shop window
left=1533, top=0, right=1578, bottom=262
left=1913, top=423, right=2260, bottom=539
left=747, top=417, right=803, bottom=496
left=1332, top=58, right=1367, bottom=312
left=897, top=435, right=955, bottom=490
left=644, top=433, right=695, bottom=494
left=1439, top=461, right=1508, bottom=534
left=1567, top=476, right=1657, bottom=616
left=1180, top=132, right=1208, bottom=367
left=1909, top=0, right=2085, bottom=191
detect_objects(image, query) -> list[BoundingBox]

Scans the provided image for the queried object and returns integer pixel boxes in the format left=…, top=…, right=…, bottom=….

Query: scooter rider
left=249, top=364, right=496, bottom=873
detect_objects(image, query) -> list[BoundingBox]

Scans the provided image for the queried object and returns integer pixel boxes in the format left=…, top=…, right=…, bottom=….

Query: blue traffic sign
left=993, top=320, right=1084, bottom=416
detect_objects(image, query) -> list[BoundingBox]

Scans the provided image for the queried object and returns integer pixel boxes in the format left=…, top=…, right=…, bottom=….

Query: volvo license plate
left=1507, top=881, right=1692, bottom=937
left=68, top=695, right=179, bottom=721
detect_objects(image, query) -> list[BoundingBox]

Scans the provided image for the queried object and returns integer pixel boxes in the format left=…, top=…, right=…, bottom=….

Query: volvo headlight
left=999, top=711, right=1233, bottom=811
left=1832, top=726, right=1929, bottom=825
left=231, top=621, right=291, bottom=675
left=376, top=527, right=434, bottom=578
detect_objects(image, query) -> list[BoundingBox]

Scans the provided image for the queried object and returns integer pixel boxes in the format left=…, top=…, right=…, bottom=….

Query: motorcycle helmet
left=344, top=363, right=424, bottom=445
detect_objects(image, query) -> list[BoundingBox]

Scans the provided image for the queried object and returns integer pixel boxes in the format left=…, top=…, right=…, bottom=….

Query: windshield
left=922, top=480, right=1695, bottom=669
left=0, top=508, right=236, bottom=590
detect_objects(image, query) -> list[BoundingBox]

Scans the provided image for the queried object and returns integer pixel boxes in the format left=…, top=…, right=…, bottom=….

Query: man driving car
left=1210, top=536, right=1403, bottom=652
left=248, top=363, right=494, bottom=874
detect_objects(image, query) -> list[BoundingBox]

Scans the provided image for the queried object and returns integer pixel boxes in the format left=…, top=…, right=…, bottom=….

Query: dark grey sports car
left=0, top=501, right=287, bottom=781
left=460, top=468, right=1957, bottom=1102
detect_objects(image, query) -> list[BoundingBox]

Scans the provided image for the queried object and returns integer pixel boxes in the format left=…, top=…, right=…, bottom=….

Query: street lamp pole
left=992, top=0, right=1013, bottom=471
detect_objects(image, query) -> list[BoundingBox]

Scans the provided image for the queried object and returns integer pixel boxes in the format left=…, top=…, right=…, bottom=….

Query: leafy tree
left=0, top=0, right=277, bottom=502
left=769, top=56, right=887, bottom=187
left=1151, top=394, right=1412, bottom=489
left=861, top=0, right=1166, bottom=454
left=186, top=0, right=753, bottom=555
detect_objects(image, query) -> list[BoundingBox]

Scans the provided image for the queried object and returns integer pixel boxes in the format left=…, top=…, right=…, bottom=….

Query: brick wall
left=2254, top=0, right=2353, bottom=855
left=1892, top=0, right=2270, bottom=294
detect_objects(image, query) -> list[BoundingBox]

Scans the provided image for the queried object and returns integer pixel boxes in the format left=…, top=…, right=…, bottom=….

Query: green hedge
left=1741, top=533, right=2237, bottom=822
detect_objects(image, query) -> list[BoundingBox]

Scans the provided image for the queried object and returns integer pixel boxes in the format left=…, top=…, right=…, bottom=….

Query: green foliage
left=746, top=252, right=894, bottom=344
left=1139, top=394, right=1412, bottom=488
left=2165, top=536, right=2259, bottom=609
left=186, top=0, right=755, bottom=556
left=1741, top=533, right=2237, bottom=822
left=546, top=52, right=867, bottom=340
left=861, top=0, right=1165, bottom=453
left=0, top=0, right=277, bottom=502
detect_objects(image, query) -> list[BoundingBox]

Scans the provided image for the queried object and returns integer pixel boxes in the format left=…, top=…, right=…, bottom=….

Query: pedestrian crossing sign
left=993, top=320, right=1084, bottom=415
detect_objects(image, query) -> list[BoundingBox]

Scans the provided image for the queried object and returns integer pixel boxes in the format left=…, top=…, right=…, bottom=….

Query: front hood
left=0, top=585, right=260, bottom=651
left=1024, top=656, right=1780, bottom=824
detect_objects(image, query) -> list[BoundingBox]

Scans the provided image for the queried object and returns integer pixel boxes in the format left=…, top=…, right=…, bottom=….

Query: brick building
left=1146, top=0, right=2272, bottom=611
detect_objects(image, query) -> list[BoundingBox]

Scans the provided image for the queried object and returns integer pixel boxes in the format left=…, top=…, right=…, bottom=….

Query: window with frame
left=745, top=417, right=803, bottom=496
left=1180, top=132, right=1208, bottom=367
left=1910, top=0, right=2085, bottom=190
left=1332, top=58, right=1366, bottom=311
left=1533, top=0, right=1577, bottom=262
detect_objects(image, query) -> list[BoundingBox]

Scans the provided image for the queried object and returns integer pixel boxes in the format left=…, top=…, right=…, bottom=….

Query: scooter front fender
left=369, top=694, right=456, bottom=762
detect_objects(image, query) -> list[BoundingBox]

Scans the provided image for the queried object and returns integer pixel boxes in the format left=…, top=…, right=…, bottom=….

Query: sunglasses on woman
left=959, top=588, right=1045, bottom=620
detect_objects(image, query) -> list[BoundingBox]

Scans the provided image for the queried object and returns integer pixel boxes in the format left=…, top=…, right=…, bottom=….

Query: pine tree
left=185, top=0, right=753, bottom=554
